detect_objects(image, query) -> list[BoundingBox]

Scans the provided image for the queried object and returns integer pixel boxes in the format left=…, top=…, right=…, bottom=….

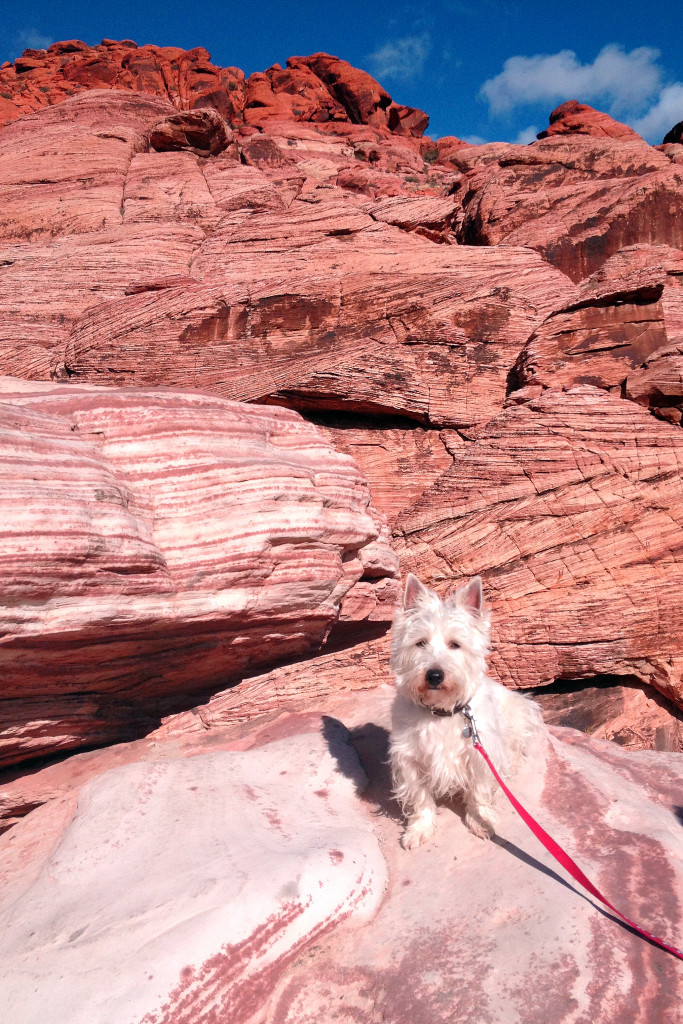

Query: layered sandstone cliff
left=0, top=43, right=682, bottom=764
left=2, top=40, right=683, bottom=1024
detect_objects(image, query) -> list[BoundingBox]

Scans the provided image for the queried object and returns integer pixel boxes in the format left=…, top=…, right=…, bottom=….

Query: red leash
left=461, top=706, right=683, bottom=963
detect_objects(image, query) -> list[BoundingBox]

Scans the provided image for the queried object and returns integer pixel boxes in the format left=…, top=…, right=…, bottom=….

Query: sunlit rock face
left=1, top=42, right=683, bottom=762
left=2, top=39, right=683, bottom=1024
left=0, top=378, right=398, bottom=765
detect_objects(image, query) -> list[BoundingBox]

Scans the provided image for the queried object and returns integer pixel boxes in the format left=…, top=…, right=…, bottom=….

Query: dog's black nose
left=425, top=668, right=444, bottom=689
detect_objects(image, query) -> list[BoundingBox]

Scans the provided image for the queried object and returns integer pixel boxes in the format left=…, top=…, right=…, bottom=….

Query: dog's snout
left=425, top=668, right=444, bottom=689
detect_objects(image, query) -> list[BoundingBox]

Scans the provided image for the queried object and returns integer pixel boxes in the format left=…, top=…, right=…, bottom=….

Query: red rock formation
left=537, top=99, right=644, bottom=141
left=457, top=136, right=683, bottom=281
left=514, top=244, right=683, bottom=424
left=0, top=91, right=574, bottom=429
left=0, top=40, right=429, bottom=139
left=395, top=385, right=683, bottom=706
left=0, top=39, right=247, bottom=125
left=0, top=378, right=398, bottom=765
left=662, top=120, right=683, bottom=145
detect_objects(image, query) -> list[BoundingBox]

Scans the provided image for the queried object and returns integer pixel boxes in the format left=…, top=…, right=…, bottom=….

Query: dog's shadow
left=322, top=715, right=403, bottom=823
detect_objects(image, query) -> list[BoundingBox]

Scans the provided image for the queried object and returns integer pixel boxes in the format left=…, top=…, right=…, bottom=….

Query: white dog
left=389, top=573, right=544, bottom=849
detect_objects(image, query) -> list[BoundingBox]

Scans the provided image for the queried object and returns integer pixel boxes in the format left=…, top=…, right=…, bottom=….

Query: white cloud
left=632, top=83, right=683, bottom=141
left=514, top=125, right=539, bottom=144
left=480, top=44, right=662, bottom=116
left=14, top=29, right=54, bottom=52
left=367, top=33, right=431, bottom=82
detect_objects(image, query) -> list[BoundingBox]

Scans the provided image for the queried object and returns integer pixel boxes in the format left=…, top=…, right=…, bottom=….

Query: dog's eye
left=416, top=639, right=428, bottom=648
left=448, top=640, right=461, bottom=650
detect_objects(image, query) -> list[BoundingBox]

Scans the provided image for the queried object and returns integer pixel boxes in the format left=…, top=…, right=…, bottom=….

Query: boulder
left=537, top=100, right=644, bottom=141
left=1, top=687, right=681, bottom=1024
left=148, top=107, right=236, bottom=156
left=0, top=377, right=398, bottom=766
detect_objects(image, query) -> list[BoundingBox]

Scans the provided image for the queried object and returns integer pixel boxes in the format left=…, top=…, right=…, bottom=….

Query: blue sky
left=2, top=1, right=682, bottom=144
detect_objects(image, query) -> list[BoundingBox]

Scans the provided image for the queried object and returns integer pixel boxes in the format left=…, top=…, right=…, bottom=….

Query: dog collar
left=424, top=702, right=465, bottom=718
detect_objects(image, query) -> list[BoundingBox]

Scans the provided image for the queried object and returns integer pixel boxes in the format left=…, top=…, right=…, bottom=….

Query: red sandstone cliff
left=1, top=40, right=683, bottom=1024
left=0, top=42, right=682, bottom=765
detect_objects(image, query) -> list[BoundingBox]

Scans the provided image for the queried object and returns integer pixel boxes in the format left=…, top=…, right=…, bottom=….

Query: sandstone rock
left=0, top=90, right=175, bottom=242
left=1, top=688, right=681, bottom=1023
left=287, top=53, right=394, bottom=128
left=123, top=150, right=222, bottom=228
left=148, top=107, right=235, bottom=156
left=0, top=223, right=204, bottom=380
left=369, top=193, right=461, bottom=242
left=514, top=245, right=683, bottom=425
left=0, top=725, right=387, bottom=1024
left=61, top=232, right=574, bottom=429
left=243, top=63, right=348, bottom=126
left=662, top=120, right=683, bottom=145
left=1, top=90, right=555, bottom=424
left=152, top=631, right=393, bottom=739
left=395, top=385, right=683, bottom=706
left=0, top=377, right=397, bottom=766
left=458, top=136, right=683, bottom=281
left=0, top=40, right=429, bottom=140
left=0, top=40, right=247, bottom=126
left=268, top=704, right=683, bottom=1023
left=537, top=100, right=644, bottom=141
left=533, top=677, right=683, bottom=751
left=312, top=416, right=457, bottom=526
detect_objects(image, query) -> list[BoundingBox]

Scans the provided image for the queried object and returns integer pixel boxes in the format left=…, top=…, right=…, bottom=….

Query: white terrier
left=389, top=574, right=544, bottom=849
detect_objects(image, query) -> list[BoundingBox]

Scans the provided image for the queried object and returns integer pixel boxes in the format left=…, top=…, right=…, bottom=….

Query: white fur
left=389, top=574, right=544, bottom=849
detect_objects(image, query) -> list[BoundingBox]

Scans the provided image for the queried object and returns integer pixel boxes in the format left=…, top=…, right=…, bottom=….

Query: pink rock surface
left=395, top=386, right=683, bottom=706
left=313, top=417, right=456, bottom=527
left=515, top=244, right=683, bottom=424
left=0, top=377, right=397, bottom=766
left=1, top=688, right=681, bottom=1024
left=0, top=725, right=387, bottom=1024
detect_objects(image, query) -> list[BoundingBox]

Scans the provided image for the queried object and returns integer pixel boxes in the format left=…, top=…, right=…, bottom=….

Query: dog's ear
left=447, top=576, right=483, bottom=616
left=403, top=573, right=429, bottom=610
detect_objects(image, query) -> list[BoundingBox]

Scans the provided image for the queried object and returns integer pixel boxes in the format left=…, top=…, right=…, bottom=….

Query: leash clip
left=461, top=704, right=480, bottom=745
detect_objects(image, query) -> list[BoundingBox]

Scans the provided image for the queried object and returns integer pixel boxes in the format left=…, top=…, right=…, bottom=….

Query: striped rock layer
left=0, top=378, right=397, bottom=765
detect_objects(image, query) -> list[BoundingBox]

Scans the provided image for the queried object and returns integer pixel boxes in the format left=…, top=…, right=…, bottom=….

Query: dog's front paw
left=401, top=821, right=435, bottom=850
left=465, top=810, right=494, bottom=840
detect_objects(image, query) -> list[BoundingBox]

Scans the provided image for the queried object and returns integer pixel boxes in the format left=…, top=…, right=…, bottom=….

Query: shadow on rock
left=321, top=715, right=403, bottom=823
